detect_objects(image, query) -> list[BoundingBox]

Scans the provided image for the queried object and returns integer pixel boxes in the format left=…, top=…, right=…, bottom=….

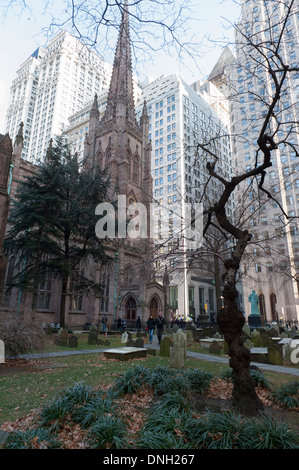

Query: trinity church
left=0, top=4, right=168, bottom=328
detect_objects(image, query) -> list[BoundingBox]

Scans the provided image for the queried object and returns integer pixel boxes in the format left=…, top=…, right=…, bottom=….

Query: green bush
left=187, top=410, right=245, bottom=449
left=138, top=430, right=191, bottom=449
left=61, top=382, right=95, bottom=405
left=270, top=380, right=299, bottom=409
left=39, top=395, right=73, bottom=429
left=72, top=395, right=115, bottom=429
left=249, top=369, right=272, bottom=391
left=111, top=365, right=150, bottom=397
left=183, top=369, right=213, bottom=394
left=39, top=382, right=95, bottom=428
left=88, top=415, right=127, bottom=449
left=4, top=428, right=61, bottom=449
left=240, top=414, right=299, bottom=449
left=154, top=390, right=192, bottom=414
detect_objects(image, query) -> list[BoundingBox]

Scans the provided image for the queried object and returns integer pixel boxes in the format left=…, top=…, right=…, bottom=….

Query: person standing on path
left=102, top=314, right=108, bottom=332
left=156, top=311, right=165, bottom=345
left=146, top=314, right=155, bottom=344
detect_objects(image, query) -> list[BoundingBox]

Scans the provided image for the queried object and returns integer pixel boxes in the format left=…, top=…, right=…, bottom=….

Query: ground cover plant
left=1, top=357, right=298, bottom=449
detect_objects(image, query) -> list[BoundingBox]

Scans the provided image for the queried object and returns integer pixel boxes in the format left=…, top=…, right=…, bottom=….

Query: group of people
left=146, top=311, right=165, bottom=344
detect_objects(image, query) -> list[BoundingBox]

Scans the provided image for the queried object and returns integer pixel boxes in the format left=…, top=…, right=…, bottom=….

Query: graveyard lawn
left=0, top=351, right=298, bottom=449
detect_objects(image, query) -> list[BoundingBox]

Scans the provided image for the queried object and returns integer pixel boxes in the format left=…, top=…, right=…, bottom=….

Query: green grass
left=0, top=349, right=297, bottom=426
left=1, top=332, right=298, bottom=426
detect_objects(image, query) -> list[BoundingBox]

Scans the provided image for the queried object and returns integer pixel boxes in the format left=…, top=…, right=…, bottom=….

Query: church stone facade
left=0, top=4, right=167, bottom=328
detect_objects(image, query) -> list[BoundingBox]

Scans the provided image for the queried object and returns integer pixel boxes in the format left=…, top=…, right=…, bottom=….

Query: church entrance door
left=125, top=296, right=137, bottom=321
left=149, top=297, right=159, bottom=319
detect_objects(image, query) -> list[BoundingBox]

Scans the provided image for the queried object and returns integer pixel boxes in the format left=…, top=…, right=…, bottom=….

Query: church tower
left=84, top=0, right=166, bottom=325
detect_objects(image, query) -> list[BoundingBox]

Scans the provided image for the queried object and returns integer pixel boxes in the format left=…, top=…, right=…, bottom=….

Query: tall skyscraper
left=5, top=31, right=112, bottom=163
left=229, top=0, right=299, bottom=324
left=135, top=73, right=235, bottom=320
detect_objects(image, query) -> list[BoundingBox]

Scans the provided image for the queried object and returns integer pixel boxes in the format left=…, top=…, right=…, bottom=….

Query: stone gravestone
left=251, top=329, right=261, bottom=347
left=170, top=329, right=187, bottom=368
left=121, top=331, right=128, bottom=344
left=159, top=336, right=173, bottom=357
left=209, top=340, right=222, bottom=355
left=267, top=343, right=283, bottom=365
left=290, top=326, right=297, bottom=339
left=68, top=335, right=78, bottom=348
left=135, top=337, right=144, bottom=348
left=60, top=329, right=69, bottom=347
left=88, top=325, right=98, bottom=345
left=259, top=332, right=273, bottom=348
left=244, top=338, right=255, bottom=351
left=175, top=328, right=187, bottom=358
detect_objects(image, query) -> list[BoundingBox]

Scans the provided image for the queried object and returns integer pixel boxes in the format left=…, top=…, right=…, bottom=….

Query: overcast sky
left=0, top=0, right=241, bottom=133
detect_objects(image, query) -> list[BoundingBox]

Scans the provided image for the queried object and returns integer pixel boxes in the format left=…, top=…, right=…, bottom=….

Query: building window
left=199, top=287, right=205, bottom=312
left=208, top=289, right=215, bottom=311
left=170, top=286, right=178, bottom=308
left=70, top=268, right=84, bottom=311
left=100, top=264, right=111, bottom=313
left=37, top=270, right=52, bottom=310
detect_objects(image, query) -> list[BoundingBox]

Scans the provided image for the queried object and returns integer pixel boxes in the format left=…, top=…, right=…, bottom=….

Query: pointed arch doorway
left=125, top=295, right=137, bottom=321
left=149, top=296, right=159, bottom=319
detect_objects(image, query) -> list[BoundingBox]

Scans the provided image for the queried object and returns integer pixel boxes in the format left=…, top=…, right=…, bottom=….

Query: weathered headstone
left=169, top=329, right=187, bottom=368
left=88, top=325, right=98, bottom=345
left=290, top=326, right=297, bottom=339
left=173, top=328, right=187, bottom=359
left=68, top=335, right=78, bottom=348
left=244, top=338, right=255, bottom=350
left=126, top=339, right=136, bottom=347
left=97, top=338, right=106, bottom=345
left=268, top=343, right=283, bottom=365
left=259, top=333, right=273, bottom=348
left=251, top=329, right=261, bottom=347
left=146, top=348, right=156, bottom=356
left=209, top=340, right=222, bottom=355
left=192, top=329, right=202, bottom=341
left=243, top=324, right=251, bottom=337
left=121, top=331, right=128, bottom=343
left=169, top=341, right=184, bottom=368
left=135, top=337, right=144, bottom=348
left=60, top=329, right=69, bottom=347
left=159, top=336, right=173, bottom=357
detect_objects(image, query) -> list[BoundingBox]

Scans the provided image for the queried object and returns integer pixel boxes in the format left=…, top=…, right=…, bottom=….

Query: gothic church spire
left=102, top=0, right=136, bottom=125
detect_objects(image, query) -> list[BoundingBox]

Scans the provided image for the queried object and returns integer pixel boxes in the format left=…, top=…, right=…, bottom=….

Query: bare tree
left=1, top=0, right=202, bottom=75
left=190, top=0, right=299, bottom=416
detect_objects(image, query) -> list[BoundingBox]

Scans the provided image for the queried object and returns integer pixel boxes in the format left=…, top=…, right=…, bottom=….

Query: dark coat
left=156, top=315, right=165, bottom=329
left=146, top=317, right=155, bottom=330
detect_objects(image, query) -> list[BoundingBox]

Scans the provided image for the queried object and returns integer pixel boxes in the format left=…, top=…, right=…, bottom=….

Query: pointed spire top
left=141, top=100, right=149, bottom=119
left=14, top=122, right=24, bottom=147
left=89, top=93, right=100, bottom=134
left=102, top=0, right=136, bottom=125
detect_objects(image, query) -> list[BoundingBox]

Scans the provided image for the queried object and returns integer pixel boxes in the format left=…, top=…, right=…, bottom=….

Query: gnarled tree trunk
left=217, top=232, right=263, bottom=416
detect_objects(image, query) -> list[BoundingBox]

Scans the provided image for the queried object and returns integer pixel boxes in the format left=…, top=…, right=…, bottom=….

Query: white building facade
left=136, top=73, right=235, bottom=321
left=5, top=31, right=112, bottom=163
left=229, top=0, right=299, bottom=325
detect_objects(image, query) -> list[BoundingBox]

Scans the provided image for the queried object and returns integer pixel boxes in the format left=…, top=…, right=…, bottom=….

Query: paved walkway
left=13, top=336, right=299, bottom=377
